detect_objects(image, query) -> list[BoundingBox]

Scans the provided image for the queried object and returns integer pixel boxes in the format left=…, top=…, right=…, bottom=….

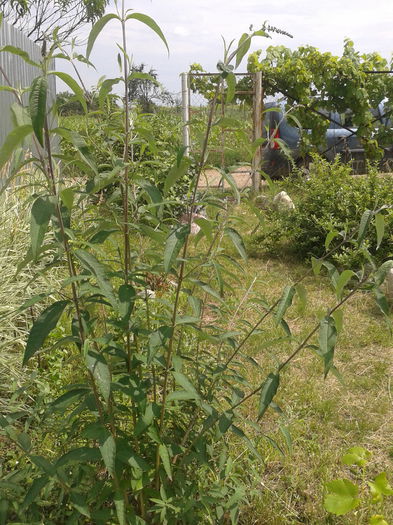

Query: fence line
left=0, top=20, right=56, bottom=148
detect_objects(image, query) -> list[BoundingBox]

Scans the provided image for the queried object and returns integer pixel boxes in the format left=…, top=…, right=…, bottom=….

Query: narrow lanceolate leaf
left=324, top=479, right=360, bottom=515
left=86, top=13, right=119, bottom=59
left=29, top=76, right=47, bottom=147
left=99, top=434, right=116, bottom=476
left=60, top=188, right=74, bottom=211
left=75, top=249, right=117, bottom=308
left=23, top=300, right=69, bottom=365
left=164, top=156, right=189, bottom=195
left=86, top=349, right=111, bottom=403
left=48, top=71, right=87, bottom=113
left=318, top=316, right=337, bottom=378
left=21, top=476, right=49, bottom=510
left=311, top=256, right=323, bottom=276
left=0, top=45, right=39, bottom=67
left=158, top=444, right=172, bottom=480
left=275, top=285, right=296, bottom=325
left=0, top=124, right=32, bottom=171
left=325, top=230, right=339, bottom=251
left=235, top=33, right=251, bottom=68
left=118, top=284, right=136, bottom=325
left=163, top=224, right=190, bottom=273
left=30, top=196, right=54, bottom=260
left=126, top=13, right=169, bottom=54
left=357, top=209, right=373, bottom=245
left=334, top=270, right=355, bottom=300
left=225, top=227, right=247, bottom=260
left=226, top=73, right=236, bottom=103
left=258, top=373, right=280, bottom=420
left=375, top=213, right=385, bottom=250
left=114, top=492, right=126, bottom=525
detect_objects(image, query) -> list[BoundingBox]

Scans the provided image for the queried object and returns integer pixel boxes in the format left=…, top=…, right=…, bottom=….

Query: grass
left=0, top=183, right=391, bottom=523
left=217, top=202, right=393, bottom=524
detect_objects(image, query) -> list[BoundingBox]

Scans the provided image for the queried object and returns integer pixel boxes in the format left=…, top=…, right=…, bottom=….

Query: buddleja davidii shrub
left=250, top=156, right=393, bottom=267
left=1, top=10, right=393, bottom=525
left=0, top=13, right=284, bottom=524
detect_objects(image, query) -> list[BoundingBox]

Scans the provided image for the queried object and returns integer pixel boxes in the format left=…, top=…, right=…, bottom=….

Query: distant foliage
left=250, top=156, right=393, bottom=267
left=247, top=40, right=393, bottom=159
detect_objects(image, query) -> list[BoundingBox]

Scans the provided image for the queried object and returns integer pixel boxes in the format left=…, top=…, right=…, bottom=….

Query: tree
left=128, top=63, right=173, bottom=113
left=247, top=40, right=393, bottom=158
left=0, top=0, right=109, bottom=43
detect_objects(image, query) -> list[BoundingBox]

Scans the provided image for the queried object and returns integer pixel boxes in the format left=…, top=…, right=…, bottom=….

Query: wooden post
left=252, top=71, right=263, bottom=192
left=181, top=73, right=190, bottom=155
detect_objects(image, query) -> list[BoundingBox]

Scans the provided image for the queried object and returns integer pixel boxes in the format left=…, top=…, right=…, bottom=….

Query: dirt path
left=198, top=165, right=253, bottom=189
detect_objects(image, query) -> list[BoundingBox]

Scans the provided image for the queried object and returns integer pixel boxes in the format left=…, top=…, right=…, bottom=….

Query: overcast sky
left=58, top=0, right=393, bottom=95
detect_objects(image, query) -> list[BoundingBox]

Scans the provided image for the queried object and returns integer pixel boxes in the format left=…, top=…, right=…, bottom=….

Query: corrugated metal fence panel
left=0, top=20, right=56, bottom=147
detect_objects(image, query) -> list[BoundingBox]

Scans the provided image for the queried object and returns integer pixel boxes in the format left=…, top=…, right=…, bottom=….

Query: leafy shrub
left=249, top=156, right=393, bottom=267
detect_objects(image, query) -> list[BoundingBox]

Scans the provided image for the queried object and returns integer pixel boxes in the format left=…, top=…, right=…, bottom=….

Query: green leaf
left=375, top=213, right=385, bottom=250
left=318, top=316, right=337, bottom=378
left=29, top=76, right=47, bottom=147
left=163, top=224, right=189, bottom=273
left=236, top=33, right=251, bottom=68
left=342, top=446, right=371, bottom=467
left=374, top=287, right=389, bottom=317
left=335, top=270, right=355, bottom=300
left=118, top=284, right=136, bottom=325
left=98, top=77, right=121, bottom=109
left=52, top=127, right=97, bottom=173
left=225, top=227, right=247, bottom=260
left=75, top=249, right=117, bottom=308
left=99, top=434, right=116, bottom=476
left=29, top=455, right=55, bottom=476
left=23, top=300, right=69, bottom=365
left=0, top=45, right=39, bottom=67
left=70, top=492, right=91, bottom=518
left=368, top=472, right=393, bottom=503
left=30, top=196, right=54, bottom=260
left=311, top=256, right=323, bottom=276
left=49, top=71, right=87, bottom=113
left=164, top=157, right=189, bottom=195
left=126, top=13, right=169, bottom=54
left=0, top=124, right=32, bottom=172
left=52, top=388, right=89, bottom=410
left=258, top=373, right=280, bottom=420
left=56, top=447, right=101, bottom=468
left=332, top=310, right=344, bottom=334
left=166, top=390, right=199, bottom=402
left=21, top=476, right=49, bottom=510
left=357, top=209, right=373, bottom=245
left=324, top=479, right=360, bottom=515
left=189, top=279, right=223, bottom=302
left=226, top=73, right=236, bottom=103
left=325, top=230, right=340, bottom=251
left=89, top=228, right=119, bottom=244
left=0, top=499, right=8, bottom=525
left=86, top=349, right=111, bottom=403
left=86, top=13, right=119, bottom=59
left=275, top=285, right=295, bottom=324
left=60, top=188, right=74, bottom=211
left=220, top=170, right=240, bottom=203
left=295, top=283, right=307, bottom=312
left=172, top=372, right=198, bottom=395
left=375, top=260, right=393, bottom=287
left=114, top=492, right=126, bottom=525
left=158, top=444, right=172, bottom=480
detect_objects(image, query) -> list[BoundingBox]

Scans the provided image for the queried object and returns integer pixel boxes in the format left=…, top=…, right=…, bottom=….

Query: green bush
left=250, top=157, right=393, bottom=267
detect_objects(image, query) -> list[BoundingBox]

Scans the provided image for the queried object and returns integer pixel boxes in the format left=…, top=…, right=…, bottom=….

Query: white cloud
left=56, top=0, right=393, bottom=94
